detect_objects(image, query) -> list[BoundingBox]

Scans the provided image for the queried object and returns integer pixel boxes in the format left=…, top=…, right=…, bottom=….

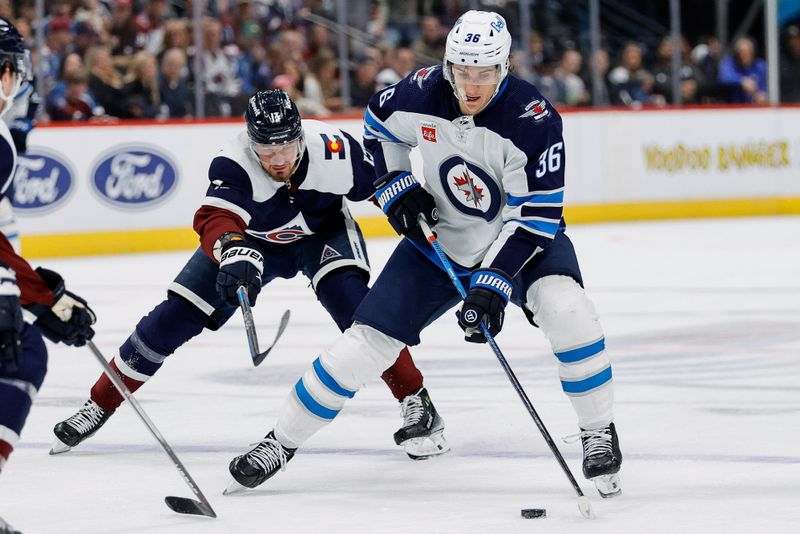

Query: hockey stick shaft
left=236, top=286, right=261, bottom=360
left=86, top=340, right=217, bottom=518
left=417, top=218, right=588, bottom=500
left=236, top=286, right=290, bottom=367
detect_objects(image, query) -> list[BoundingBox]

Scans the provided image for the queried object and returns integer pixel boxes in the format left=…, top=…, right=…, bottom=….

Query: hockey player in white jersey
left=226, top=11, right=622, bottom=498
left=51, top=90, right=449, bottom=461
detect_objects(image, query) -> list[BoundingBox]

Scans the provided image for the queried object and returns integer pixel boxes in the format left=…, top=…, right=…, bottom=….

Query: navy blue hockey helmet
left=245, top=89, right=303, bottom=145
left=0, top=17, right=32, bottom=114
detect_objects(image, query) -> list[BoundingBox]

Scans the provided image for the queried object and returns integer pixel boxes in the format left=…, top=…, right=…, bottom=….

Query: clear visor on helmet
left=1, top=50, right=33, bottom=82
left=250, top=136, right=304, bottom=162
left=447, top=63, right=502, bottom=86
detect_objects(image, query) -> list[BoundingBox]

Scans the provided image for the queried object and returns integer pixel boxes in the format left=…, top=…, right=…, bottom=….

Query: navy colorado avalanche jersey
left=194, top=120, right=375, bottom=258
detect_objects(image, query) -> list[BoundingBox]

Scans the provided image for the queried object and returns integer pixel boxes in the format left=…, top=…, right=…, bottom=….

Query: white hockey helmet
left=443, top=10, right=512, bottom=101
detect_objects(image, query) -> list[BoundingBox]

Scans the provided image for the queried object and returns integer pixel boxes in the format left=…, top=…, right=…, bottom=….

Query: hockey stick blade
left=165, top=496, right=217, bottom=518
left=86, top=341, right=217, bottom=519
left=237, top=286, right=290, bottom=366
left=252, top=309, right=291, bottom=366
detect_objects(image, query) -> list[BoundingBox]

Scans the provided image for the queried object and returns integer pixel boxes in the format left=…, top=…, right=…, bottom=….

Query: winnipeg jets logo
left=519, top=99, right=550, bottom=121
left=453, top=168, right=484, bottom=207
left=411, top=65, right=439, bottom=89
left=211, top=179, right=229, bottom=190
left=438, top=156, right=501, bottom=222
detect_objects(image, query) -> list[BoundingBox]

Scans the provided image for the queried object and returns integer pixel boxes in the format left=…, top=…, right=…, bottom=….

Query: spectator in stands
left=608, top=41, right=654, bottom=107
left=278, top=29, right=307, bottom=65
left=551, top=48, right=590, bottom=106
left=780, top=25, right=800, bottom=102
left=85, top=45, right=126, bottom=118
left=159, top=47, right=193, bottom=118
left=272, top=73, right=330, bottom=117
left=133, top=0, right=171, bottom=55
left=109, top=0, right=137, bottom=58
left=197, top=17, right=243, bottom=117
left=349, top=55, right=379, bottom=108
left=46, top=67, right=104, bottom=121
left=305, top=23, right=333, bottom=64
left=651, top=35, right=702, bottom=105
left=394, top=47, right=417, bottom=76
left=73, top=21, right=98, bottom=57
left=584, top=48, right=611, bottom=106
left=46, top=52, right=87, bottom=110
left=385, top=0, right=419, bottom=46
left=691, top=36, right=724, bottom=102
left=411, top=15, right=445, bottom=64
left=74, top=0, right=111, bottom=43
left=718, top=36, right=767, bottom=104
left=41, top=16, right=74, bottom=95
left=123, top=51, right=162, bottom=119
left=0, top=0, right=12, bottom=20
left=308, top=48, right=343, bottom=112
left=375, top=46, right=402, bottom=90
left=157, top=18, right=191, bottom=63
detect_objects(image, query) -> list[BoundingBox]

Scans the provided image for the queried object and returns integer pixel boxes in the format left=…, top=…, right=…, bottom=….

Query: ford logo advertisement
left=91, top=145, right=179, bottom=208
left=12, top=148, right=75, bottom=214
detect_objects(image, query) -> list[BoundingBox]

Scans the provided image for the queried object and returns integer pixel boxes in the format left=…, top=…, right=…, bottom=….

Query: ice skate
left=394, top=388, right=450, bottom=460
left=51, top=400, right=114, bottom=454
left=578, top=422, right=622, bottom=498
left=225, top=431, right=296, bottom=492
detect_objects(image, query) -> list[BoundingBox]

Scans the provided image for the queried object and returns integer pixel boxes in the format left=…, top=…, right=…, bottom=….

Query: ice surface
left=1, top=217, right=798, bottom=533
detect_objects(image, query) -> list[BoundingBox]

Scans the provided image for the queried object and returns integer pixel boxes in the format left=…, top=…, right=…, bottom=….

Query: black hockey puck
left=521, top=508, right=546, bottom=519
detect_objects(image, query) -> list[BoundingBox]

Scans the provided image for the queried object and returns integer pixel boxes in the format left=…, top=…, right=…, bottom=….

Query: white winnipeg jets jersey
left=364, top=66, right=566, bottom=277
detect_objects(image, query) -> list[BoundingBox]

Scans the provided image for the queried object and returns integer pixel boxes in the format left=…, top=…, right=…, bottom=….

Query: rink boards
left=13, top=106, right=800, bottom=258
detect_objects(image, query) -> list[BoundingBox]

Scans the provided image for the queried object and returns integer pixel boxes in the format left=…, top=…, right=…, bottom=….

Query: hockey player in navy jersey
left=226, top=10, right=622, bottom=498
left=51, top=89, right=449, bottom=461
left=0, top=18, right=95, bottom=532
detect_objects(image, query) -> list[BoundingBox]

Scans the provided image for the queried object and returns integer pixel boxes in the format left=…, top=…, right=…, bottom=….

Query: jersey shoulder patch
left=301, top=120, right=355, bottom=195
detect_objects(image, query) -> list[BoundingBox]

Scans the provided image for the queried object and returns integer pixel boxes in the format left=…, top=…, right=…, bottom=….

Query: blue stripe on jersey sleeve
left=364, top=108, right=403, bottom=144
left=517, top=218, right=560, bottom=237
left=506, top=190, right=564, bottom=207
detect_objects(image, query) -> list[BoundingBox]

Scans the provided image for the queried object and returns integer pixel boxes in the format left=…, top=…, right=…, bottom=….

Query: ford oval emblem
left=11, top=148, right=75, bottom=214
left=91, top=145, right=179, bottom=208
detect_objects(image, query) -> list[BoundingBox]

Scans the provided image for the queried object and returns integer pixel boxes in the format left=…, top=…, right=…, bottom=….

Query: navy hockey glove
left=374, top=171, right=438, bottom=242
left=0, top=265, right=23, bottom=372
left=457, top=268, right=513, bottom=343
left=216, top=236, right=264, bottom=306
left=27, top=267, right=96, bottom=347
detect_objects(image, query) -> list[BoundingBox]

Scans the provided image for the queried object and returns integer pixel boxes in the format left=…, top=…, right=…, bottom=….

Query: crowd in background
left=2, top=0, right=800, bottom=123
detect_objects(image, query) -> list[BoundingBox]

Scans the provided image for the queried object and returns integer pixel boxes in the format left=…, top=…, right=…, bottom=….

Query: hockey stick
left=86, top=340, right=217, bottom=518
left=417, top=217, right=596, bottom=520
left=236, top=286, right=291, bottom=366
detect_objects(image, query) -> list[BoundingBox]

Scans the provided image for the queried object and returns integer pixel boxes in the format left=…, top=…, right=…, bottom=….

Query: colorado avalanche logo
left=12, top=149, right=75, bottom=214
left=439, top=156, right=501, bottom=221
left=247, top=225, right=308, bottom=244
left=411, top=65, right=439, bottom=89
left=91, top=145, right=178, bottom=208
